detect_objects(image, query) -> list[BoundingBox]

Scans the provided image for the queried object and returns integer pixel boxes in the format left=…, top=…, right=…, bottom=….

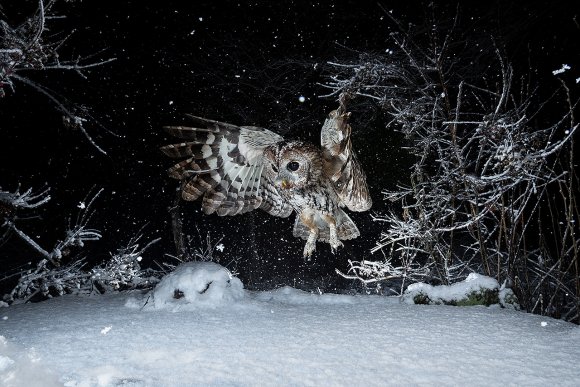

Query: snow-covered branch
left=91, top=228, right=161, bottom=292
left=0, top=186, right=102, bottom=265
left=4, top=258, right=91, bottom=304
left=323, top=13, right=579, bottom=321
left=3, top=224, right=162, bottom=304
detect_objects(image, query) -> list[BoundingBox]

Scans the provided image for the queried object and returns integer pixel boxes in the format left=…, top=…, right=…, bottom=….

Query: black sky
left=1, top=0, right=578, bottom=291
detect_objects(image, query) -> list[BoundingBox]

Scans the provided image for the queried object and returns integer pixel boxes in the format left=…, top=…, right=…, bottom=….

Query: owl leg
left=304, top=231, right=318, bottom=258
left=300, top=210, right=318, bottom=258
left=322, top=214, right=344, bottom=254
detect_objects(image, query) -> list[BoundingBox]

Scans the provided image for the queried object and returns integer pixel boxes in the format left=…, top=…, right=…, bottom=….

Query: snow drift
left=1, top=262, right=579, bottom=386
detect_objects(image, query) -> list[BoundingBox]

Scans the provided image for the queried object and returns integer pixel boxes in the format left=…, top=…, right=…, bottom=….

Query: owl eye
left=287, top=161, right=300, bottom=172
left=271, top=164, right=278, bottom=173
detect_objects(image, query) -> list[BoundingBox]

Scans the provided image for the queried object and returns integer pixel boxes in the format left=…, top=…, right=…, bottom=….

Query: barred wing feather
left=161, top=115, right=292, bottom=218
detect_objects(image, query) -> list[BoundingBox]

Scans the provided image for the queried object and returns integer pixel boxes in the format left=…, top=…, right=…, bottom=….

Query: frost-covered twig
left=0, top=186, right=102, bottom=265
left=0, top=186, right=51, bottom=212
left=163, top=227, right=230, bottom=273
left=4, top=258, right=91, bottom=304
left=3, top=224, right=162, bottom=304
left=323, top=11, right=578, bottom=321
left=50, top=188, right=103, bottom=263
left=91, top=227, right=161, bottom=292
left=0, top=0, right=115, bottom=154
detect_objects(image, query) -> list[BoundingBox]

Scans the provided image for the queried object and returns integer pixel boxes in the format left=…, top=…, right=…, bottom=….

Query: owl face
left=264, top=141, right=323, bottom=191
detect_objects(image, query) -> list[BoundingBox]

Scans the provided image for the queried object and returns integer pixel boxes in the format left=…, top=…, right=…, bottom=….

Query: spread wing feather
left=161, top=115, right=292, bottom=218
left=320, top=109, right=372, bottom=212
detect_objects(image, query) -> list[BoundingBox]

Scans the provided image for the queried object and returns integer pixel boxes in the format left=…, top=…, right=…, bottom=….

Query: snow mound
left=254, top=285, right=354, bottom=305
left=149, top=261, right=244, bottom=309
left=402, top=273, right=513, bottom=307
left=0, top=336, right=60, bottom=387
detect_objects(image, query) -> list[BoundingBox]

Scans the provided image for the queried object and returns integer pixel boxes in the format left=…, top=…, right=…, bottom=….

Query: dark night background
left=1, top=0, right=578, bottom=292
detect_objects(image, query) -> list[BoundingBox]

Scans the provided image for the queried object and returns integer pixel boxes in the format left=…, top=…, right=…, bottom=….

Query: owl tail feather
left=293, top=209, right=360, bottom=243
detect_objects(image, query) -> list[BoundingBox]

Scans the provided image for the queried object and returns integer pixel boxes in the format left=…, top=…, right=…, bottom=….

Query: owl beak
left=277, top=178, right=292, bottom=190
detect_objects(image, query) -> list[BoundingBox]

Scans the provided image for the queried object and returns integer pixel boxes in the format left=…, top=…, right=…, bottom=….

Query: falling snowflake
left=216, top=243, right=225, bottom=252
left=77, top=202, right=86, bottom=209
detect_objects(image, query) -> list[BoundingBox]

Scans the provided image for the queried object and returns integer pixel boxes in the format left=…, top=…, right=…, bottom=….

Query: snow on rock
left=499, top=286, right=521, bottom=310
left=0, top=336, right=60, bottom=387
left=149, top=261, right=244, bottom=309
left=402, top=273, right=516, bottom=307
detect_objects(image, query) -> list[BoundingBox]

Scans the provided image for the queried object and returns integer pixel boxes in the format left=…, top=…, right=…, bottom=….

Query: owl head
left=264, top=141, right=323, bottom=191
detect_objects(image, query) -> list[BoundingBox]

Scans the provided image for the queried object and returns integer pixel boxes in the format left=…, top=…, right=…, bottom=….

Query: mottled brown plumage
left=161, top=107, right=371, bottom=257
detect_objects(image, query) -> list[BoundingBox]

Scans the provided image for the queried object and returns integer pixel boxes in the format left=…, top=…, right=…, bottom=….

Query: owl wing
left=320, top=109, right=372, bottom=212
left=161, top=115, right=293, bottom=218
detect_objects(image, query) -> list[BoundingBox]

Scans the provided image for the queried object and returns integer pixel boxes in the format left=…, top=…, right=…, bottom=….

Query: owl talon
left=303, top=230, right=318, bottom=258
left=327, top=219, right=343, bottom=254
left=330, top=239, right=344, bottom=254
left=303, top=240, right=316, bottom=258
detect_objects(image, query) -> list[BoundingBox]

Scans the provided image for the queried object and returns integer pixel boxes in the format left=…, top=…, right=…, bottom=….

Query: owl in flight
left=161, top=99, right=372, bottom=258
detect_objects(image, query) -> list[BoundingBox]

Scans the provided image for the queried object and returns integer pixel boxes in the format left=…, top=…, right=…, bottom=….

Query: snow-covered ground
left=1, top=262, right=579, bottom=386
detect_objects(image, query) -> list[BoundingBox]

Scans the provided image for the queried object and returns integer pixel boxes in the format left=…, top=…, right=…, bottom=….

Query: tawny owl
left=160, top=104, right=372, bottom=258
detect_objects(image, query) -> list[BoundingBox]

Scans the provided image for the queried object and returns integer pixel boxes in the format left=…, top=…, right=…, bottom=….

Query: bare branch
left=0, top=0, right=115, bottom=153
